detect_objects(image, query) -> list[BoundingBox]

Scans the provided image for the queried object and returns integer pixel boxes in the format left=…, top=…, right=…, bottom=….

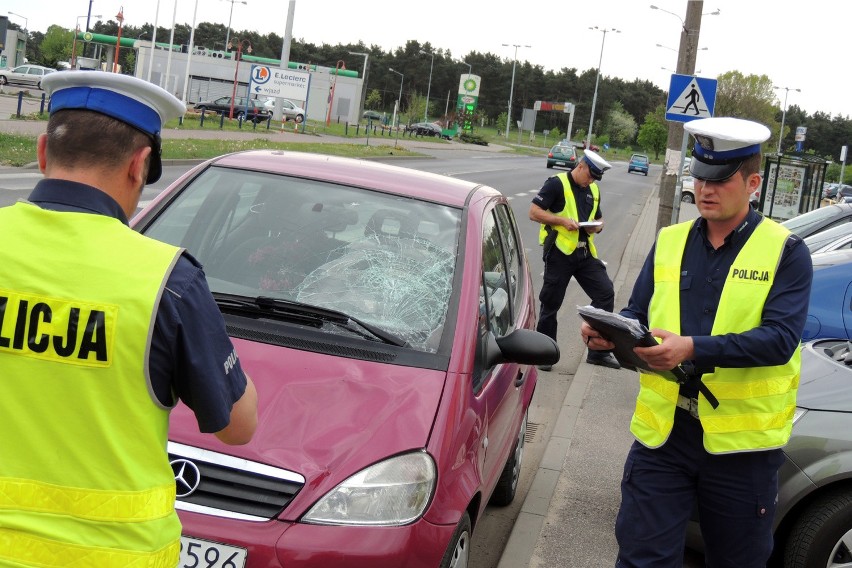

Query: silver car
left=688, top=338, right=852, bottom=566
left=263, top=97, right=305, bottom=123
left=0, top=64, right=55, bottom=89
left=804, top=222, right=852, bottom=255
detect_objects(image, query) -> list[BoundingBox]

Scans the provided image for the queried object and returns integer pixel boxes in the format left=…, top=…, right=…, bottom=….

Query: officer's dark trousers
left=614, top=407, right=784, bottom=568
left=536, top=245, right=614, bottom=341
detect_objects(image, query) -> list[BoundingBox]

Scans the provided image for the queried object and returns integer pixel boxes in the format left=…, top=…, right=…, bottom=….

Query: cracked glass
left=143, top=166, right=462, bottom=353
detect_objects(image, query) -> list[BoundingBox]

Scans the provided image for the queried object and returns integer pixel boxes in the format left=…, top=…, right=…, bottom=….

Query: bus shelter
left=759, top=153, right=831, bottom=221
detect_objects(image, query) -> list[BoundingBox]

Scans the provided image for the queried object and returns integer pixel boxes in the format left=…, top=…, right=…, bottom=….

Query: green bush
left=460, top=132, right=488, bottom=146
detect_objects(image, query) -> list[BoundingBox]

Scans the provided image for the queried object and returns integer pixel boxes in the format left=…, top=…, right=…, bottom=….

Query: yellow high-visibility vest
left=0, top=202, right=184, bottom=567
left=538, top=172, right=600, bottom=257
left=630, top=218, right=800, bottom=454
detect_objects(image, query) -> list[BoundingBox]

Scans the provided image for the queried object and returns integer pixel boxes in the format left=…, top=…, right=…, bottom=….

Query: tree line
left=13, top=18, right=852, bottom=180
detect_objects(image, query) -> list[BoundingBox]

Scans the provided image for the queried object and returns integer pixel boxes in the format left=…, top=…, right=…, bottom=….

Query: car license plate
left=179, top=536, right=247, bottom=568
left=555, top=161, right=566, bottom=166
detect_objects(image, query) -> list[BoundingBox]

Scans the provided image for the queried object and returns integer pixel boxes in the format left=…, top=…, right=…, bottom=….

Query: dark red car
left=132, top=150, right=558, bottom=567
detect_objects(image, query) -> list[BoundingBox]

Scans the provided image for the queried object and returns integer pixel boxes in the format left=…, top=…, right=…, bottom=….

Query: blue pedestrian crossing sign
left=665, top=74, right=717, bottom=123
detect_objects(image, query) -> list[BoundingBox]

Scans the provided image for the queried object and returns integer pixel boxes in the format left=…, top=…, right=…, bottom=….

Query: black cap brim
left=689, top=157, right=743, bottom=182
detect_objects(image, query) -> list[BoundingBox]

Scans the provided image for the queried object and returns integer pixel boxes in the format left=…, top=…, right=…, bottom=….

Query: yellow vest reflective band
left=0, top=202, right=183, bottom=567
left=537, top=172, right=600, bottom=257
left=629, top=218, right=800, bottom=454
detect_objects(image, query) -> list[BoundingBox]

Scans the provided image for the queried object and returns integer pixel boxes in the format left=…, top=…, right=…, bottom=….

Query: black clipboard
left=577, top=305, right=719, bottom=408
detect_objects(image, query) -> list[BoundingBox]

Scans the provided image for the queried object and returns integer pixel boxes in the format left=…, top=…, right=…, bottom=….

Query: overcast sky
left=8, top=0, right=850, bottom=120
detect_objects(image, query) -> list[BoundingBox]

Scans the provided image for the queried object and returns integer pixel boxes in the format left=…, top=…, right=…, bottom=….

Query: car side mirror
left=486, top=328, right=560, bottom=368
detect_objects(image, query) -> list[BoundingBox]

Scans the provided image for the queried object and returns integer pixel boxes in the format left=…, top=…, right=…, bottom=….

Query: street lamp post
left=388, top=67, right=404, bottom=144
left=649, top=2, right=716, bottom=229
left=7, top=11, right=27, bottom=65
left=228, top=38, right=252, bottom=119
left=587, top=27, right=619, bottom=147
left=326, top=60, right=345, bottom=127
left=774, top=86, right=801, bottom=155
left=223, top=0, right=247, bottom=56
left=72, top=14, right=101, bottom=68
left=348, top=51, right=369, bottom=122
left=419, top=49, right=434, bottom=122
left=113, top=7, right=124, bottom=74
left=501, top=43, right=531, bottom=139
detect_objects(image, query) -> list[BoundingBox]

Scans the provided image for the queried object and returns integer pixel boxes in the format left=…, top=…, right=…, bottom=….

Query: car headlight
left=302, top=451, right=436, bottom=526
left=792, top=407, right=808, bottom=425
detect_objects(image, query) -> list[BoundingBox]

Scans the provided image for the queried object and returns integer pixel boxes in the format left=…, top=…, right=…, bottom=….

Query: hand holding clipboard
left=577, top=305, right=719, bottom=408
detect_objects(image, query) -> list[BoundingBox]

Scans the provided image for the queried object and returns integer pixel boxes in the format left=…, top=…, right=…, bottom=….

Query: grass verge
left=0, top=131, right=421, bottom=167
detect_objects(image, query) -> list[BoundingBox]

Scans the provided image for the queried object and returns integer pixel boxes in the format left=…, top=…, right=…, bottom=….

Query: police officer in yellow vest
left=582, top=117, right=813, bottom=567
left=530, top=149, right=620, bottom=371
left=0, top=72, right=258, bottom=567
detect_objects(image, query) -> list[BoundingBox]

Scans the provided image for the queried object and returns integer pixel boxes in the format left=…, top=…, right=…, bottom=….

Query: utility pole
left=655, top=0, right=704, bottom=231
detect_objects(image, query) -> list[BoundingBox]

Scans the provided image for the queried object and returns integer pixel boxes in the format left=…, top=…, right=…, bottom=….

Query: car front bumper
left=178, top=509, right=457, bottom=568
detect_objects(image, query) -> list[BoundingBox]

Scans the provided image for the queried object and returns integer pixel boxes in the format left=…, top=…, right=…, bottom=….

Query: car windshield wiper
left=212, top=293, right=407, bottom=347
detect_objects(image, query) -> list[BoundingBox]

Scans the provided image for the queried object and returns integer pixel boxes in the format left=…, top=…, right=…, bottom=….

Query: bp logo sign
left=463, top=78, right=477, bottom=92
left=83, top=32, right=93, bottom=42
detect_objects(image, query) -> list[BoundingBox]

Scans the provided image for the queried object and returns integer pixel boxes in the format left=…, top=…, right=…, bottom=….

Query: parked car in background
left=627, top=154, right=649, bottom=176
left=0, top=64, right=55, bottom=89
left=362, top=110, right=384, bottom=122
left=687, top=338, right=852, bottom=566
left=803, top=222, right=852, bottom=255
left=131, top=150, right=559, bottom=568
left=194, top=96, right=269, bottom=123
left=835, top=184, right=852, bottom=203
left=781, top=203, right=852, bottom=239
left=823, top=183, right=841, bottom=200
left=681, top=176, right=696, bottom=203
left=262, top=98, right=305, bottom=123
left=802, top=249, right=852, bottom=341
left=546, top=143, right=579, bottom=170
left=405, top=122, right=444, bottom=138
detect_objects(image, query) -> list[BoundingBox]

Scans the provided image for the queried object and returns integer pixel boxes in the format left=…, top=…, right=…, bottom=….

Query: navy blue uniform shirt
left=621, top=208, right=812, bottom=380
left=532, top=172, right=603, bottom=244
left=27, top=179, right=247, bottom=433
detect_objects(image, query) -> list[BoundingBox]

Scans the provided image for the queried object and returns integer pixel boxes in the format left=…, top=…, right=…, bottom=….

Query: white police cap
left=41, top=71, right=186, bottom=184
left=581, top=149, right=612, bottom=181
left=684, top=117, right=771, bottom=181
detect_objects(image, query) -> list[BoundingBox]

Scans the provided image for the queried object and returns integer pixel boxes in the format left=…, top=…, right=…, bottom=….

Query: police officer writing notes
left=0, top=72, right=258, bottom=567
left=530, top=149, right=621, bottom=371
left=582, top=117, right=813, bottom=567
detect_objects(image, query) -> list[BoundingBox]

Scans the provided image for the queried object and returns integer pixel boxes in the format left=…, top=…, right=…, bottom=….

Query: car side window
left=473, top=208, right=513, bottom=390
left=494, top=203, right=523, bottom=324
left=481, top=209, right=511, bottom=337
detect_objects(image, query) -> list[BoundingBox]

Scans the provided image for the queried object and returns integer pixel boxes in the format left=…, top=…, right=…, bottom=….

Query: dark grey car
left=687, top=339, right=852, bottom=566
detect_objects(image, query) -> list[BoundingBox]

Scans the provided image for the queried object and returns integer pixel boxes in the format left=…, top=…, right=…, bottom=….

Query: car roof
left=205, top=150, right=493, bottom=207
left=782, top=203, right=852, bottom=234
left=811, top=247, right=852, bottom=268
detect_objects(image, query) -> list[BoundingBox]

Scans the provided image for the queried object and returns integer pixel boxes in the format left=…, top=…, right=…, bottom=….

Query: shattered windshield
left=142, top=166, right=462, bottom=353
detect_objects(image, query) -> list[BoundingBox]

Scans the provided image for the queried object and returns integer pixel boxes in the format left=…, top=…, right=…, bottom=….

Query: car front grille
left=168, top=441, right=305, bottom=522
